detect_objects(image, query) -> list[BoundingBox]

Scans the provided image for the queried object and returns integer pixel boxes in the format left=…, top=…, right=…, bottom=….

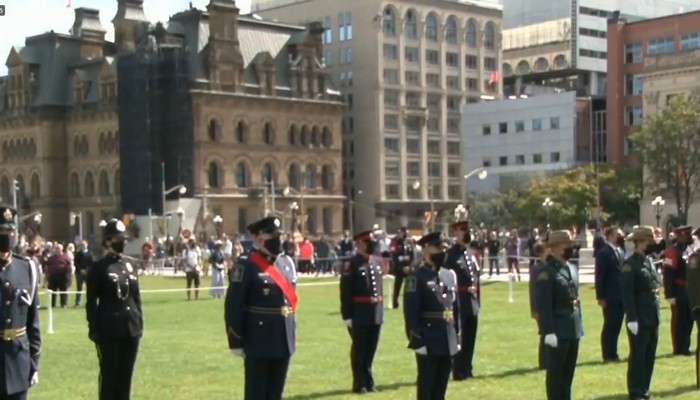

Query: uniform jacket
left=337, top=238, right=355, bottom=258
left=391, top=237, right=414, bottom=266
left=340, top=254, right=383, bottom=326
left=534, top=257, right=584, bottom=340
left=225, top=251, right=296, bottom=359
left=663, top=244, right=689, bottom=300
left=444, top=244, right=480, bottom=317
left=1, top=255, right=41, bottom=395
left=528, top=259, right=546, bottom=316
left=594, top=243, right=624, bottom=304
left=621, top=252, right=661, bottom=328
left=86, top=254, right=143, bottom=340
left=403, top=264, right=459, bottom=357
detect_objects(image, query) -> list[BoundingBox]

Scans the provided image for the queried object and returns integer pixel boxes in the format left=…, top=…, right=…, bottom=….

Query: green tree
left=599, top=165, right=642, bottom=225
left=632, top=94, right=700, bottom=223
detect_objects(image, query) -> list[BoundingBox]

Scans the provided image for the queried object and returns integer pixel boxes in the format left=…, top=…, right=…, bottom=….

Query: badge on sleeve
left=621, top=263, right=632, bottom=273
left=231, top=265, right=244, bottom=282
left=406, top=276, right=417, bottom=292
left=537, top=271, right=549, bottom=281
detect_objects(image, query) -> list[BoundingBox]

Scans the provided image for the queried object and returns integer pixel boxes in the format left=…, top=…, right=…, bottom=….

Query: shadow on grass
left=593, top=385, right=698, bottom=400
left=286, top=381, right=414, bottom=399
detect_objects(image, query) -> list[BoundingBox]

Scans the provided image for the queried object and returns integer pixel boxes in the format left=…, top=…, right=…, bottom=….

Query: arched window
left=70, top=173, right=81, bottom=197
left=321, top=126, right=333, bottom=148
left=262, top=163, right=274, bottom=183
left=84, top=172, right=95, bottom=196
left=208, top=162, right=220, bottom=188
left=0, top=176, right=9, bottom=202
left=98, top=132, right=106, bottom=154
left=405, top=10, right=417, bottom=39
left=29, top=138, right=36, bottom=158
left=466, top=19, right=477, bottom=47
left=383, top=6, right=396, bottom=36
left=235, top=162, right=248, bottom=187
left=288, top=164, right=301, bottom=190
left=311, top=126, right=320, bottom=146
left=73, top=136, right=80, bottom=155
left=263, top=122, right=275, bottom=145
left=484, top=21, right=495, bottom=49
left=114, top=168, right=121, bottom=195
left=321, top=165, right=333, bottom=190
left=304, top=165, right=316, bottom=189
left=236, top=120, right=248, bottom=143
left=81, top=136, right=89, bottom=155
left=425, top=13, right=438, bottom=41
left=288, top=124, right=298, bottom=145
left=300, top=125, right=310, bottom=146
left=208, top=119, right=221, bottom=141
left=98, top=170, right=110, bottom=195
left=30, top=173, right=40, bottom=198
left=446, top=16, right=458, bottom=44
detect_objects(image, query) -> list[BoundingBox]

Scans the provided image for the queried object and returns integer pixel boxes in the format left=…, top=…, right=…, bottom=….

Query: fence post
left=46, top=290, right=54, bottom=334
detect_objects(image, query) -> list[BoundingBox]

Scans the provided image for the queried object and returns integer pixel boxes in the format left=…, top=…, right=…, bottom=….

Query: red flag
left=489, top=71, right=499, bottom=85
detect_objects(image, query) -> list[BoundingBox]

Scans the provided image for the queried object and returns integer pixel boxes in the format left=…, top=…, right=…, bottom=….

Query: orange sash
left=250, top=252, right=299, bottom=312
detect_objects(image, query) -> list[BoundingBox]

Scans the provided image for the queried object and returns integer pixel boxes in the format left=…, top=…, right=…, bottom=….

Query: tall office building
left=255, top=0, right=503, bottom=231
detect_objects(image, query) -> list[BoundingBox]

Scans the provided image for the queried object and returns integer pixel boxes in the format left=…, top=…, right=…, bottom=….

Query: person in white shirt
left=182, top=239, right=201, bottom=300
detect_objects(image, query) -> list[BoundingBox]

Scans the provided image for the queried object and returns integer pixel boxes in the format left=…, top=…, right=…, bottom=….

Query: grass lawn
left=31, top=276, right=697, bottom=400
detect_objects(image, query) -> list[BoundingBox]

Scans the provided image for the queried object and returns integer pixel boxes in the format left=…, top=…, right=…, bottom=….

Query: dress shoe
left=368, top=387, right=379, bottom=393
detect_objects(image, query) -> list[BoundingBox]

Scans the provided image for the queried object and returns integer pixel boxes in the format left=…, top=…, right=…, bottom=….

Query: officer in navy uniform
left=391, top=227, right=414, bottom=309
left=86, top=218, right=143, bottom=400
left=0, top=207, right=40, bottom=400
left=404, top=232, right=459, bottom=400
left=445, top=221, right=480, bottom=380
left=534, top=230, right=584, bottom=400
left=226, top=217, right=297, bottom=400
left=340, top=230, right=384, bottom=394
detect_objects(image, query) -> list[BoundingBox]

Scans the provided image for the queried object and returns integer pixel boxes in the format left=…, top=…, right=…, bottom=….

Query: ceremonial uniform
left=662, top=225, right=694, bottom=355
left=404, top=232, right=459, bottom=400
left=86, top=219, right=143, bottom=400
left=529, top=256, right=547, bottom=370
left=445, top=221, right=480, bottom=380
left=226, top=217, right=297, bottom=400
left=534, top=230, right=583, bottom=400
left=340, top=230, right=383, bottom=393
left=687, top=227, right=700, bottom=388
left=620, top=227, right=661, bottom=400
left=391, top=228, right=414, bottom=309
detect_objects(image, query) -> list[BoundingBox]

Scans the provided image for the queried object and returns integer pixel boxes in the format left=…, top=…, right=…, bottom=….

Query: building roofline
left=171, top=7, right=306, bottom=31
left=25, top=31, right=81, bottom=43
left=613, top=9, right=700, bottom=26
left=256, top=0, right=502, bottom=15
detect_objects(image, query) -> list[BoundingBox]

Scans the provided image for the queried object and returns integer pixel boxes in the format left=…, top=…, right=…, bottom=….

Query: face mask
left=462, top=232, right=472, bottom=244
left=364, top=240, right=377, bottom=254
left=643, top=246, right=655, bottom=256
left=563, top=247, right=574, bottom=261
left=110, top=239, right=126, bottom=254
left=429, top=252, right=445, bottom=268
left=0, top=234, right=12, bottom=253
left=263, top=236, right=282, bottom=256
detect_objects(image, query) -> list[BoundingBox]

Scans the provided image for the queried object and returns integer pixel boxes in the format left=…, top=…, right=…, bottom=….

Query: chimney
left=72, top=8, right=107, bottom=41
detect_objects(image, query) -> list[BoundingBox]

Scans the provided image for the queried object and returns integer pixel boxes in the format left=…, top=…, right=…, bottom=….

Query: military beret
left=674, top=225, right=693, bottom=236
left=353, top=230, right=374, bottom=242
left=451, top=221, right=470, bottom=231
left=103, top=219, right=127, bottom=239
left=247, top=216, right=283, bottom=235
left=0, top=206, right=16, bottom=229
left=417, top=231, right=444, bottom=248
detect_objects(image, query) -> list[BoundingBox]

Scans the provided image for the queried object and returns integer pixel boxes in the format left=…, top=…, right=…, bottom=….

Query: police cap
left=353, top=230, right=374, bottom=242
left=417, top=231, right=445, bottom=248
left=247, top=216, right=283, bottom=235
left=0, top=206, right=16, bottom=230
left=674, top=225, right=693, bottom=236
left=103, top=219, right=127, bottom=240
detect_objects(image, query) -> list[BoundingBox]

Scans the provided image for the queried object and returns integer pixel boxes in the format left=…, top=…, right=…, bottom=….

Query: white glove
left=30, top=372, right=39, bottom=386
left=344, top=319, right=352, bottom=328
left=231, top=349, right=245, bottom=358
left=627, top=321, right=639, bottom=336
left=544, top=334, right=558, bottom=348
left=457, top=344, right=462, bottom=352
left=415, top=346, right=428, bottom=355
left=668, top=298, right=677, bottom=306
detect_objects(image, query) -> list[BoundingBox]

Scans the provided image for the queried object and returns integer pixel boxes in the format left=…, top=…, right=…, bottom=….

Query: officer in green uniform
left=620, top=226, right=661, bottom=400
left=534, top=230, right=583, bottom=400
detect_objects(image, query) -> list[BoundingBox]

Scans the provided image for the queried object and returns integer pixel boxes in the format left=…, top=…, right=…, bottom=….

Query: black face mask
left=429, top=252, right=445, bottom=268
left=364, top=240, right=377, bottom=254
left=643, top=245, right=655, bottom=256
left=263, top=236, right=282, bottom=256
left=110, top=239, right=125, bottom=254
left=462, top=232, right=472, bottom=244
left=616, top=236, right=625, bottom=248
left=0, top=234, right=12, bottom=253
left=563, top=247, right=574, bottom=261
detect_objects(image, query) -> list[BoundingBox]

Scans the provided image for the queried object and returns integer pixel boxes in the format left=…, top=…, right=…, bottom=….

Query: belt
left=0, top=327, right=26, bottom=341
left=458, top=285, right=478, bottom=294
left=421, top=310, right=454, bottom=321
left=675, top=279, right=687, bottom=285
left=247, top=306, right=294, bottom=317
left=352, top=296, right=383, bottom=304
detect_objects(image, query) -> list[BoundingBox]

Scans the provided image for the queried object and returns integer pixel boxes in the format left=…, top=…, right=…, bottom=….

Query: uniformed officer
left=86, top=218, right=143, bottom=400
left=534, top=230, right=584, bottom=400
left=620, top=226, right=661, bottom=400
left=226, top=217, right=297, bottom=400
left=528, top=240, right=547, bottom=370
left=687, top=227, right=700, bottom=388
left=404, top=232, right=459, bottom=400
left=390, top=227, right=414, bottom=309
left=445, top=221, right=480, bottom=380
left=340, top=230, right=383, bottom=394
left=662, top=225, right=694, bottom=355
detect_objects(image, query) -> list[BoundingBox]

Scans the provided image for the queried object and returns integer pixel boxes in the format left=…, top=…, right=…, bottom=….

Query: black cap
left=247, top=216, right=283, bottom=235
left=417, top=231, right=445, bottom=248
left=353, top=230, right=374, bottom=242
left=0, top=206, right=16, bottom=229
left=103, top=218, right=127, bottom=239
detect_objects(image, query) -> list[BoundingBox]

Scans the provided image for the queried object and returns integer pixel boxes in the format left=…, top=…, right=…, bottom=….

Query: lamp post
left=11, top=179, right=18, bottom=240
left=542, top=197, right=554, bottom=228
left=163, top=182, right=187, bottom=214
left=213, top=215, right=223, bottom=237
left=70, top=211, right=83, bottom=241
left=347, top=189, right=362, bottom=234
left=413, top=181, right=435, bottom=231
left=651, top=195, right=665, bottom=227
left=290, top=202, right=299, bottom=232
left=463, top=167, right=488, bottom=210
left=283, top=187, right=305, bottom=234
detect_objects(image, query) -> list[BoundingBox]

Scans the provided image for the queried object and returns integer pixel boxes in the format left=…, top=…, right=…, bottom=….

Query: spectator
left=298, top=237, right=315, bottom=274
left=505, top=229, right=521, bottom=281
left=527, top=228, right=540, bottom=267
left=487, top=231, right=501, bottom=277
left=182, top=239, right=201, bottom=300
left=73, top=240, right=92, bottom=307
left=470, top=231, right=486, bottom=270
left=337, top=230, right=354, bottom=260
left=47, top=243, right=72, bottom=308
left=141, top=241, right=154, bottom=275
left=209, top=241, right=225, bottom=299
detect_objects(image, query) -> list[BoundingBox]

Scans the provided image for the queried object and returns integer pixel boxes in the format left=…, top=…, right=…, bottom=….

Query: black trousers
left=416, top=354, right=451, bottom=400
left=75, top=272, right=86, bottom=306
left=671, top=299, right=693, bottom=354
left=349, top=324, right=381, bottom=391
left=601, top=302, right=624, bottom=360
left=48, top=275, right=68, bottom=308
left=453, top=314, right=478, bottom=379
left=0, top=392, right=27, bottom=400
left=244, top=357, right=290, bottom=400
left=392, top=263, right=409, bottom=308
left=627, top=325, right=658, bottom=398
left=538, top=335, right=546, bottom=370
left=544, top=338, right=579, bottom=400
left=96, top=337, right=140, bottom=400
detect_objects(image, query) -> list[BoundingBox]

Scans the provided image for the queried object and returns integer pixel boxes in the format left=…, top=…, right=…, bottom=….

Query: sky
left=0, top=0, right=252, bottom=75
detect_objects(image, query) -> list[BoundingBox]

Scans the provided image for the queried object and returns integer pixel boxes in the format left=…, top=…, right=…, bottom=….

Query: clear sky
left=0, top=0, right=252, bottom=75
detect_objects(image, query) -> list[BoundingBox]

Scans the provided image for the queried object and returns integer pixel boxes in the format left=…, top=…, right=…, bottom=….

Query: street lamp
left=463, top=167, right=488, bottom=210
left=542, top=197, right=554, bottom=228
left=284, top=187, right=305, bottom=234
left=70, top=211, right=83, bottom=241
left=213, top=215, right=223, bottom=237
left=651, top=195, right=665, bottom=227
left=290, top=202, right=299, bottom=232
left=413, top=181, right=435, bottom=231
left=162, top=183, right=187, bottom=214
left=454, top=204, right=468, bottom=221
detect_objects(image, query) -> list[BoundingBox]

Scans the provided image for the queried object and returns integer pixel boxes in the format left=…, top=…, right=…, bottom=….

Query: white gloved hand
left=231, top=349, right=245, bottom=358
left=344, top=319, right=352, bottom=328
left=544, top=334, right=558, bottom=348
left=627, top=321, right=639, bottom=335
left=457, top=344, right=462, bottom=352
left=415, top=346, right=428, bottom=355
left=30, top=372, right=39, bottom=386
left=668, top=298, right=677, bottom=306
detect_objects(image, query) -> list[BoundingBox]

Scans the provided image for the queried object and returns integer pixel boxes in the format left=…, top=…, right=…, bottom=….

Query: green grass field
left=31, top=276, right=698, bottom=400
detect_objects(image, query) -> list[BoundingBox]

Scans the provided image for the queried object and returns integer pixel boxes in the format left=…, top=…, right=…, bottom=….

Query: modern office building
left=255, top=0, right=503, bottom=231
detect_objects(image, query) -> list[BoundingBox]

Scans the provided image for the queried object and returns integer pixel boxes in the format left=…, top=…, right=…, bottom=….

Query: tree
left=632, top=94, right=700, bottom=224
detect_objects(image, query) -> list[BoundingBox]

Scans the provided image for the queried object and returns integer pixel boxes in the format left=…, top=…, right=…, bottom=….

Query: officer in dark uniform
left=0, top=207, right=41, bottom=400
left=534, top=230, right=584, bottom=400
left=662, top=225, right=694, bottom=355
left=226, top=217, right=297, bottom=400
left=595, top=226, right=625, bottom=363
left=340, top=230, right=383, bottom=394
left=86, top=218, right=143, bottom=400
left=528, top=240, right=547, bottom=370
left=687, top=227, right=700, bottom=388
left=390, top=227, right=414, bottom=309
left=445, top=221, right=480, bottom=380
left=620, top=226, right=661, bottom=400
left=404, top=232, right=459, bottom=400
